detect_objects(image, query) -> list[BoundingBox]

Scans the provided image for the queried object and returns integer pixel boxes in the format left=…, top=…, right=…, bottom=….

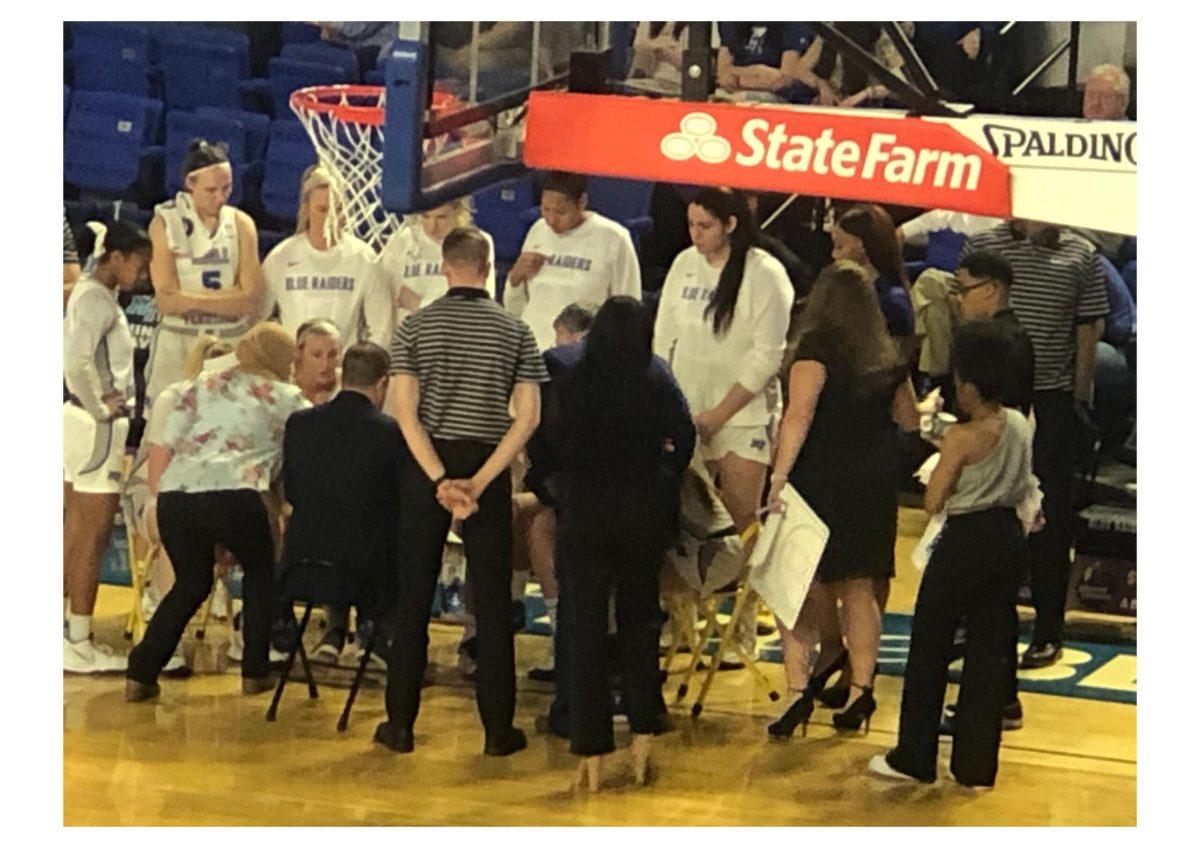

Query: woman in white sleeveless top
left=380, top=197, right=496, bottom=325
left=260, top=165, right=393, bottom=347
left=145, top=139, right=263, bottom=406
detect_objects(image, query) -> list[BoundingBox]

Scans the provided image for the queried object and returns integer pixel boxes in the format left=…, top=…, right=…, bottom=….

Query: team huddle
left=65, top=138, right=1093, bottom=791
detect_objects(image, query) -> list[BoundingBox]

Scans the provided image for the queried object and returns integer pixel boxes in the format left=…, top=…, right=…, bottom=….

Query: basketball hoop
left=290, top=85, right=465, bottom=253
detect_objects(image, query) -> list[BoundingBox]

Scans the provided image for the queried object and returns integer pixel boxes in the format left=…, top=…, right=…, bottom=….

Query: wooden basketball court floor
left=63, top=509, right=1136, bottom=826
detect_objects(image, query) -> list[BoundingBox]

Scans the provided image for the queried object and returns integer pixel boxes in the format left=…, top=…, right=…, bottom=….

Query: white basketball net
left=291, top=87, right=402, bottom=254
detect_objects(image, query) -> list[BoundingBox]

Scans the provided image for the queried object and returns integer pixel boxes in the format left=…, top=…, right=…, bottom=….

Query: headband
left=84, top=221, right=107, bottom=261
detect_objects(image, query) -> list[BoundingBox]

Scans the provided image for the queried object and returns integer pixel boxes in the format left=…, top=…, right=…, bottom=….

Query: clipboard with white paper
left=747, top=484, right=829, bottom=631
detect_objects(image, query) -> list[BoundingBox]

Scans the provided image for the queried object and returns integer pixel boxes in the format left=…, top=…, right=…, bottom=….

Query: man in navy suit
left=281, top=342, right=405, bottom=662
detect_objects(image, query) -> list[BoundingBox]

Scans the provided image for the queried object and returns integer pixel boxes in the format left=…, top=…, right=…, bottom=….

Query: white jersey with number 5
left=153, top=191, right=245, bottom=332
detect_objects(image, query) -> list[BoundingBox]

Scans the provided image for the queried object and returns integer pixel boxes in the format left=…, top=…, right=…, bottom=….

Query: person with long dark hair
left=654, top=187, right=792, bottom=665
left=542, top=296, right=694, bottom=790
left=764, top=261, right=920, bottom=738
left=832, top=204, right=915, bottom=342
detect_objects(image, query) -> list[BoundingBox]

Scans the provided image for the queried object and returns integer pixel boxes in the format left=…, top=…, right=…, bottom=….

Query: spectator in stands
left=765, top=261, right=920, bottom=738
left=63, top=220, right=152, bottom=674
left=912, top=23, right=1009, bottom=109
left=63, top=211, right=81, bottom=310
left=716, top=23, right=837, bottom=104
left=629, top=22, right=688, bottom=89
left=126, top=323, right=308, bottom=701
left=539, top=296, right=694, bottom=790
left=832, top=205, right=914, bottom=342
left=504, top=171, right=641, bottom=351
left=282, top=342, right=404, bottom=672
left=147, top=140, right=263, bottom=408
left=378, top=227, right=548, bottom=756
left=292, top=320, right=341, bottom=406
left=261, top=165, right=393, bottom=348
left=897, top=210, right=1005, bottom=274
left=654, top=187, right=792, bottom=667
left=835, top=22, right=918, bottom=109
left=961, top=221, right=1109, bottom=669
left=1083, top=63, right=1132, bottom=120
left=871, top=321, right=1036, bottom=788
left=381, top=196, right=497, bottom=323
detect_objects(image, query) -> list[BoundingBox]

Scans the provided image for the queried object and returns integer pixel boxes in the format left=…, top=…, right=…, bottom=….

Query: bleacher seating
left=70, top=52, right=155, bottom=99
left=586, top=176, right=654, bottom=250
left=281, top=23, right=323, bottom=45
left=156, top=29, right=250, bottom=112
left=267, top=57, right=349, bottom=119
left=69, top=23, right=153, bottom=66
left=195, top=106, right=271, bottom=162
left=473, top=175, right=538, bottom=267
left=280, top=43, right=360, bottom=84
left=65, top=92, right=163, bottom=198
left=260, top=118, right=317, bottom=225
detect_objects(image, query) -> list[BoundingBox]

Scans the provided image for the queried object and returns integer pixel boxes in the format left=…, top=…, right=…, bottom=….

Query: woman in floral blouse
left=126, top=322, right=310, bottom=701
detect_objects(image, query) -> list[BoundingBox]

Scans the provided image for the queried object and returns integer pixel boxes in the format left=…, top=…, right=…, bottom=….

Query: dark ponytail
left=181, top=138, right=231, bottom=183
left=76, top=219, right=152, bottom=266
left=693, top=187, right=758, bottom=335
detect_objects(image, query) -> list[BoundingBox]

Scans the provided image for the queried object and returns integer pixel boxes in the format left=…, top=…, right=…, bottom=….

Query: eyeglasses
left=952, top=280, right=993, bottom=296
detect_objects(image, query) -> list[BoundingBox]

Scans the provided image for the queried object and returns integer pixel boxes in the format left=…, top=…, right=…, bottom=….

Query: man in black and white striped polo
left=961, top=221, right=1109, bottom=669
left=378, top=226, right=549, bottom=757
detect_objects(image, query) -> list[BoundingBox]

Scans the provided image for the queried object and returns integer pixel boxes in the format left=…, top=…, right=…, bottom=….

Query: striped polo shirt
left=389, top=287, right=548, bottom=444
left=961, top=225, right=1109, bottom=393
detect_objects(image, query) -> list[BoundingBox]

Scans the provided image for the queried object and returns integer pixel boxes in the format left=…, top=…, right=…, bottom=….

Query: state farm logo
left=657, top=112, right=984, bottom=191
left=660, top=112, right=732, bottom=164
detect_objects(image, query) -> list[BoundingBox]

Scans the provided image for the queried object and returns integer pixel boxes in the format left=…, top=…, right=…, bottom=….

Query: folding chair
left=660, top=463, right=780, bottom=718
left=265, top=558, right=383, bottom=732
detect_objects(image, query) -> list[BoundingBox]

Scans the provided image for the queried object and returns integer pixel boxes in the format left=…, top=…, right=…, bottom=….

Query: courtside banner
left=524, top=92, right=1011, bottom=218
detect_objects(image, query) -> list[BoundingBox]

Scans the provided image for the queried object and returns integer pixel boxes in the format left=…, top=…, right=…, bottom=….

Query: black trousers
left=559, top=509, right=664, bottom=756
left=892, top=508, right=1024, bottom=786
left=1029, top=390, right=1081, bottom=643
left=386, top=440, right=515, bottom=738
left=128, top=490, right=275, bottom=683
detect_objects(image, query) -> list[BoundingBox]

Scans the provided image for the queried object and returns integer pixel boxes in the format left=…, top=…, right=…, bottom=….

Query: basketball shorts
left=698, top=419, right=778, bottom=466
left=63, top=403, right=128, bottom=495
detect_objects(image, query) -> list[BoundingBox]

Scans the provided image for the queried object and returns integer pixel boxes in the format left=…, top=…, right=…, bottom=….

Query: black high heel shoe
left=814, top=650, right=851, bottom=709
left=831, top=686, right=876, bottom=732
left=767, top=689, right=815, bottom=739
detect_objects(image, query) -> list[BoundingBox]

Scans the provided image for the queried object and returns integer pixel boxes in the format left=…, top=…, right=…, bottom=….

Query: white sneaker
left=163, top=654, right=188, bottom=674
left=868, top=754, right=925, bottom=783
left=64, top=637, right=128, bottom=674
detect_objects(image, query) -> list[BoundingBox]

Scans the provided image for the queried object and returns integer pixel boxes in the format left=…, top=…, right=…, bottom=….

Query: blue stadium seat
left=923, top=228, right=969, bottom=272
left=195, top=106, right=271, bottom=162
left=268, top=58, right=349, bottom=119
left=585, top=177, right=654, bottom=239
left=65, top=92, right=163, bottom=197
left=157, top=33, right=249, bottom=112
left=63, top=84, right=70, bottom=123
left=281, top=43, right=360, bottom=84
left=260, top=119, right=317, bottom=224
left=473, top=175, right=538, bottom=265
left=164, top=112, right=249, bottom=204
left=69, top=23, right=152, bottom=66
left=69, top=52, right=155, bottom=98
left=281, top=23, right=323, bottom=45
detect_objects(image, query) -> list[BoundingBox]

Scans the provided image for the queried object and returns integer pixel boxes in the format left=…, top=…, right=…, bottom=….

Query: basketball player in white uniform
left=63, top=221, right=151, bottom=673
left=145, top=140, right=263, bottom=406
left=504, top=171, right=641, bottom=350
left=380, top=197, right=496, bottom=324
left=261, top=165, right=393, bottom=346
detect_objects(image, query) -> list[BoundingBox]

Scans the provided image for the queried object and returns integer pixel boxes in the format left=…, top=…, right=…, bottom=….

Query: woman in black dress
left=764, top=261, right=920, bottom=737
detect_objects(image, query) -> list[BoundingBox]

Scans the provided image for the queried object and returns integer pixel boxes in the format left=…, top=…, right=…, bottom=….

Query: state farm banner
left=524, top=92, right=1012, bottom=218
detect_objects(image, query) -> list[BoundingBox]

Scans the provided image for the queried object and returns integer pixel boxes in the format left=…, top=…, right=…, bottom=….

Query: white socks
left=545, top=597, right=558, bottom=636
left=66, top=612, right=91, bottom=644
